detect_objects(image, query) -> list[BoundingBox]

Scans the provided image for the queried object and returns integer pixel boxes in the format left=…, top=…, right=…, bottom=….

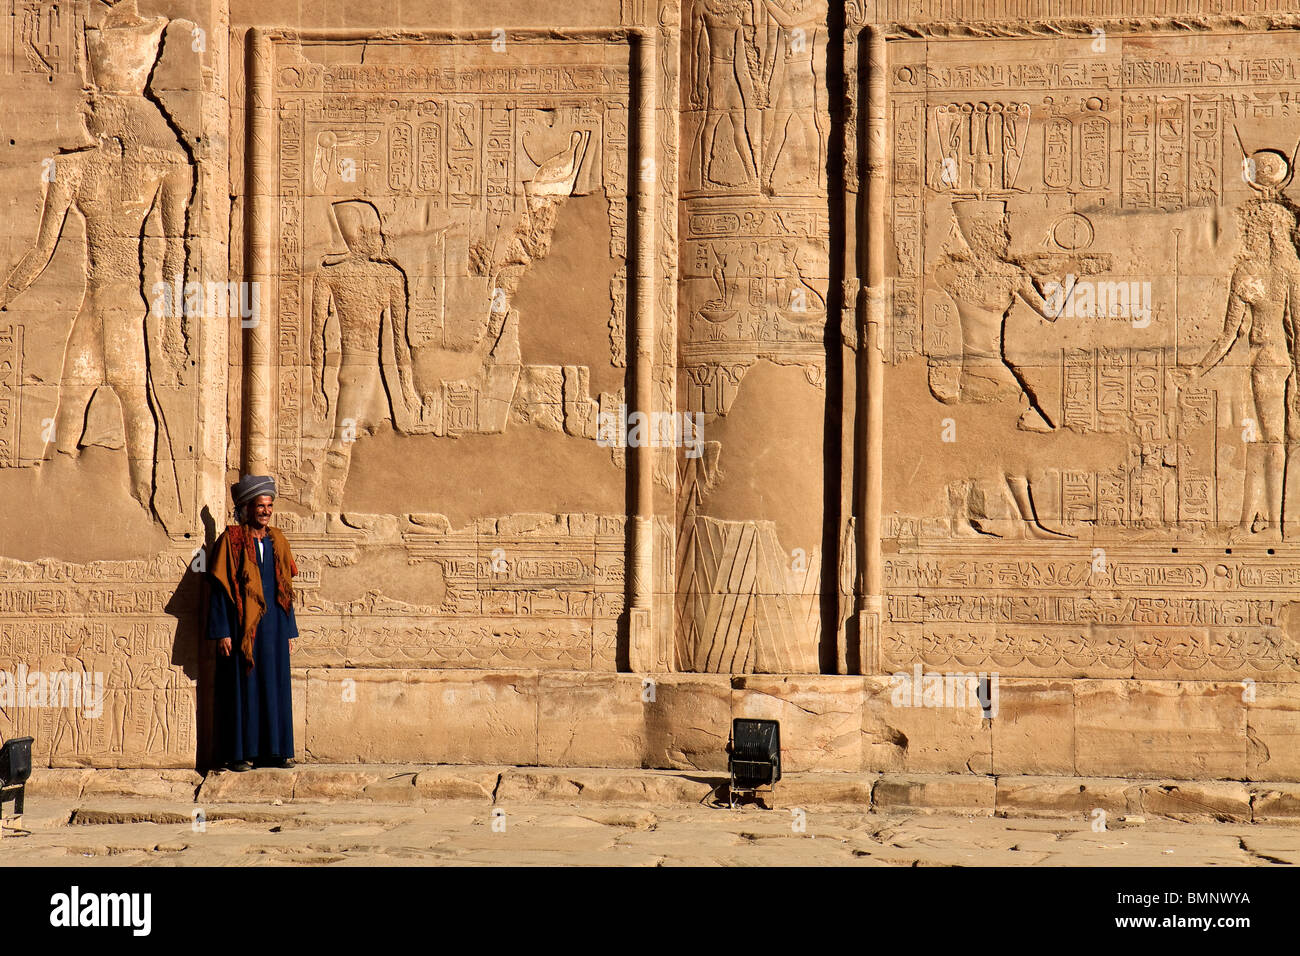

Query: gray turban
left=232, top=474, right=276, bottom=508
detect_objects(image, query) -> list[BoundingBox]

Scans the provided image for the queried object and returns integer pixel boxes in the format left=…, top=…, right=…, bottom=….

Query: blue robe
left=207, top=534, right=297, bottom=764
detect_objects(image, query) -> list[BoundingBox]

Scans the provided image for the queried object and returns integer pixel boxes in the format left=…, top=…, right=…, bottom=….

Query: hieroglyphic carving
left=282, top=511, right=626, bottom=671
left=878, top=23, right=1300, bottom=681
left=681, top=0, right=830, bottom=403
left=7, top=0, right=81, bottom=76
left=259, top=34, right=633, bottom=508
left=883, top=549, right=1300, bottom=679
left=681, top=203, right=829, bottom=411
left=675, top=0, right=829, bottom=674
left=0, top=323, right=20, bottom=466
left=0, top=553, right=198, bottom=764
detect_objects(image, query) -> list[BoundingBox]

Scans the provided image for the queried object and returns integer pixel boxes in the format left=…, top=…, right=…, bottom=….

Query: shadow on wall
left=161, top=505, right=218, bottom=771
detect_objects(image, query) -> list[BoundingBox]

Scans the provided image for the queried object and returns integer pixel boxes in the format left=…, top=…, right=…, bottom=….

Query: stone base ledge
left=23, top=765, right=1300, bottom=823
left=285, top=670, right=1300, bottom=780
left=31, top=673, right=1300, bottom=781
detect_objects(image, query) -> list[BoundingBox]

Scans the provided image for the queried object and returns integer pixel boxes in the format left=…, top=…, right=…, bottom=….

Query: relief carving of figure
left=311, top=200, right=419, bottom=510
left=108, top=643, right=132, bottom=754
left=774, top=240, right=826, bottom=323
left=757, top=0, right=823, bottom=193
left=47, top=634, right=88, bottom=755
left=934, top=199, right=1075, bottom=425
left=138, top=659, right=171, bottom=753
left=0, top=0, right=192, bottom=523
left=689, top=0, right=761, bottom=189
left=1191, top=201, right=1300, bottom=540
left=935, top=198, right=1094, bottom=538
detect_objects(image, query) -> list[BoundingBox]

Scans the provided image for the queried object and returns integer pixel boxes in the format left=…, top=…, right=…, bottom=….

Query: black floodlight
left=727, top=718, right=780, bottom=808
left=0, top=736, right=33, bottom=821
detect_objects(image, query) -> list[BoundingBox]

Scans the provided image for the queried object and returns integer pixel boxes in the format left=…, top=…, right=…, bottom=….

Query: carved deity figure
left=139, top=660, right=171, bottom=753
left=935, top=198, right=1079, bottom=538
left=0, top=0, right=191, bottom=520
left=758, top=0, right=822, bottom=192
left=47, top=637, right=88, bottom=756
left=108, top=644, right=131, bottom=753
left=774, top=240, right=826, bottom=323
left=311, top=200, right=419, bottom=510
left=1192, top=201, right=1300, bottom=540
left=689, top=0, right=761, bottom=188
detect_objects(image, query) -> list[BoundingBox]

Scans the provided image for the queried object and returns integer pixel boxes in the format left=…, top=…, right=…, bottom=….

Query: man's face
left=248, top=495, right=273, bottom=529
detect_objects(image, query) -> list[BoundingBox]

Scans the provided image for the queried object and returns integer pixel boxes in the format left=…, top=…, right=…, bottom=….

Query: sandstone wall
left=2, top=0, right=1299, bottom=779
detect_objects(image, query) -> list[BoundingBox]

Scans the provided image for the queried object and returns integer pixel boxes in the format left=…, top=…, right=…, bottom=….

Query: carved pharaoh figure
left=47, top=636, right=88, bottom=756
left=758, top=0, right=823, bottom=193
left=311, top=200, right=419, bottom=510
left=934, top=199, right=1073, bottom=420
left=0, top=0, right=191, bottom=522
left=935, top=198, right=1079, bottom=538
left=139, top=659, right=171, bottom=753
left=689, top=0, right=761, bottom=189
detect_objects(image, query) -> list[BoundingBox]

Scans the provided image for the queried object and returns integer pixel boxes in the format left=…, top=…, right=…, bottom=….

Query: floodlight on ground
left=727, top=719, right=780, bottom=809
left=0, top=736, right=33, bottom=831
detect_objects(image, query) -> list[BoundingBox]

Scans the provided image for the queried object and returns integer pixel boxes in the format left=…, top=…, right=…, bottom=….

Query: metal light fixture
left=0, top=736, right=33, bottom=832
left=727, top=719, right=781, bottom=809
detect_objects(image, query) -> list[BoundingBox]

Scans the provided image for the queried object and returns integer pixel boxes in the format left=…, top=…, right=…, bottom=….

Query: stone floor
left=6, top=765, right=1298, bottom=865
left=5, top=796, right=1300, bottom=866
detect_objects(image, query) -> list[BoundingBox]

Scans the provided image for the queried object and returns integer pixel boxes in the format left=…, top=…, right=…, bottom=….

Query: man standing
left=206, top=475, right=299, bottom=771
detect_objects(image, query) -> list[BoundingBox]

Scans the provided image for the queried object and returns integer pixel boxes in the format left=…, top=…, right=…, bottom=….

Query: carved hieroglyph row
left=281, top=509, right=627, bottom=671
left=883, top=548, right=1300, bottom=679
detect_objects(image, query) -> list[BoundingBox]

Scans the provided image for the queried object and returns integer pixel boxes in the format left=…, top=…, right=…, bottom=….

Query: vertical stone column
left=675, top=0, right=831, bottom=674
left=629, top=27, right=658, bottom=670
left=242, top=27, right=273, bottom=475
left=857, top=25, right=885, bottom=675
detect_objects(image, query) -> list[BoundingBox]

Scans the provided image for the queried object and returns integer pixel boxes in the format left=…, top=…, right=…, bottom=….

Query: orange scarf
left=209, top=524, right=297, bottom=671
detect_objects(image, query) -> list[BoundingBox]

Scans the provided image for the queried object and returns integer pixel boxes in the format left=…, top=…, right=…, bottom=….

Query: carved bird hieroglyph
left=524, top=129, right=591, bottom=199
left=313, top=129, right=382, bottom=191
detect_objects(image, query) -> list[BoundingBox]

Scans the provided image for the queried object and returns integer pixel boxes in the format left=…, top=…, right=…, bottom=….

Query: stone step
left=22, top=765, right=1300, bottom=823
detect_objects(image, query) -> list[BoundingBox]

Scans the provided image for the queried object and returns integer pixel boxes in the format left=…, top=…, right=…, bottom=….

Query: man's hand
left=218, top=637, right=232, bottom=656
left=289, top=639, right=296, bottom=655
